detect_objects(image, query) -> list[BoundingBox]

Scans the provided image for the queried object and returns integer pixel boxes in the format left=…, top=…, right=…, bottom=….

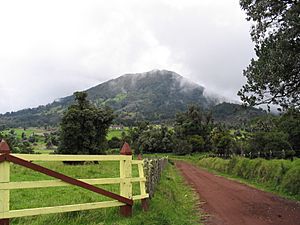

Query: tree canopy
left=238, top=0, right=300, bottom=109
left=57, top=92, right=114, bottom=155
left=174, top=105, right=214, bottom=153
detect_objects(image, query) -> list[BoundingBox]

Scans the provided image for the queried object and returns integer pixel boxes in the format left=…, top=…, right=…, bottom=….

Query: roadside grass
left=208, top=169, right=300, bottom=201
left=171, top=154, right=300, bottom=202
left=9, top=161, right=201, bottom=225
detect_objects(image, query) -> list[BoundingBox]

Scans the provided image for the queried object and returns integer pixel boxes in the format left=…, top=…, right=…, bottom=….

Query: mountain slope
left=0, top=70, right=264, bottom=128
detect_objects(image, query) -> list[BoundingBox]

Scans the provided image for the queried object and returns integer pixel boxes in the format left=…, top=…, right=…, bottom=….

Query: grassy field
left=8, top=161, right=201, bottom=225
left=106, top=128, right=128, bottom=140
left=2, top=127, right=128, bottom=153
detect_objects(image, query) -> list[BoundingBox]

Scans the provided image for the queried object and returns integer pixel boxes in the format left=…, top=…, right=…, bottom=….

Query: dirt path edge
left=175, top=161, right=300, bottom=225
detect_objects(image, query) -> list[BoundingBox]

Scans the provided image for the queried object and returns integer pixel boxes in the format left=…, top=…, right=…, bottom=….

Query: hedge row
left=143, top=157, right=168, bottom=198
left=197, top=157, right=300, bottom=197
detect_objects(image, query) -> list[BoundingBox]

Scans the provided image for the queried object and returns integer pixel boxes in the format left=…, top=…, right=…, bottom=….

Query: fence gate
left=0, top=140, right=149, bottom=225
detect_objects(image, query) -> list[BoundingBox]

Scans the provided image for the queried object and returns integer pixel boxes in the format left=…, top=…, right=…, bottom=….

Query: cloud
left=0, top=0, right=254, bottom=113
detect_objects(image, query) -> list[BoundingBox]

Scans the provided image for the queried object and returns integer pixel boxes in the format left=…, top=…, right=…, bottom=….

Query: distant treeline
left=110, top=106, right=300, bottom=159
left=0, top=101, right=266, bottom=129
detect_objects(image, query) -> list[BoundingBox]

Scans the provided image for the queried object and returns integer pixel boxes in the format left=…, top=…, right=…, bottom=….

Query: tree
left=173, top=139, right=192, bottom=155
left=248, top=131, right=292, bottom=155
left=174, top=105, right=214, bottom=152
left=277, top=108, right=300, bottom=155
left=134, top=125, right=174, bottom=154
left=245, top=110, right=298, bottom=158
left=108, top=137, right=122, bottom=149
left=238, top=0, right=300, bottom=109
left=211, top=127, right=236, bottom=156
left=57, top=92, right=114, bottom=155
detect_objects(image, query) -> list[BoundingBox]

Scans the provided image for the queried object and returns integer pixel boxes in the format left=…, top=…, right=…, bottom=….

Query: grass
left=106, top=128, right=128, bottom=140
left=2, top=127, right=128, bottom=152
left=2, top=128, right=48, bottom=152
left=8, top=161, right=201, bottom=225
left=172, top=154, right=300, bottom=201
left=3, top=128, right=45, bottom=138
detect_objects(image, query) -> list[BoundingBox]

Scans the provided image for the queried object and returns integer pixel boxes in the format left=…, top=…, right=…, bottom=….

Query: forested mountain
left=0, top=70, right=265, bottom=128
left=211, top=102, right=266, bottom=126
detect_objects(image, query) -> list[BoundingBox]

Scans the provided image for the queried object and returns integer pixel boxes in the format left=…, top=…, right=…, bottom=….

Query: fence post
left=119, top=142, right=132, bottom=217
left=0, top=140, right=10, bottom=225
left=137, top=154, right=149, bottom=211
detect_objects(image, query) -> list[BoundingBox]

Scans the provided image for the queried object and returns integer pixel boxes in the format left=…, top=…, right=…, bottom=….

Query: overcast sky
left=0, top=0, right=255, bottom=113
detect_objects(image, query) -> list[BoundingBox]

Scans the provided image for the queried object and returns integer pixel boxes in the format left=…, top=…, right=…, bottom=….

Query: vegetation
left=0, top=129, right=34, bottom=153
left=0, top=127, right=128, bottom=154
left=124, top=106, right=299, bottom=158
left=9, top=161, right=200, bottom=225
left=195, top=157, right=300, bottom=199
left=130, top=124, right=174, bottom=155
left=0, top=70, right=265, bottom=128
left=143, top=157, right=168, bottom=198
left=238, top=0, right=299, bottom=109
left=57, top=92, right=114, bottom=155
left=245, top=109, right=300, bottom=157
left=174, top=105, right=213, bottom=154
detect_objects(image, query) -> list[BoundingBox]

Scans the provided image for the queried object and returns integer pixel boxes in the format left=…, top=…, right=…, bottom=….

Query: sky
left=0, top=0, right=255, bottom=113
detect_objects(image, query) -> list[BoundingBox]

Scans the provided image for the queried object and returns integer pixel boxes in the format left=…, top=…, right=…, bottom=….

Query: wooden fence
left=143, top=157, right=168, bottom=198
left=0, top=140, right=148, bottom=225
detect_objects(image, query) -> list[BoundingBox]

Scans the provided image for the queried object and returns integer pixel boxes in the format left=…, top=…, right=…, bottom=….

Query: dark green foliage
left=28, top=133, right=36, bottom=143
left=0, top=130, right=34, bottom=154
left=107, top=137, right=122, bottom=149
left=212, top=102, right=266, bottom=126
left=238, top=0, right=300, bottom=109
left=211, top=127, right=236, bottom=156
left=277, top=108, right=300, bottom=154
left=172, top=139, right=192, bottom=155
left=174, top=105, right=214, bottom=154
left=57, top=92, right=114, bottom=155
left=245, top=109, right=300, bottom=157
left=198, top=157, right=300, bottom=197
left=43, top=131, right=59, bottom=150
left=131, top=124, right=174, bottom=154
left=248, top=131, right=291, bottom=153
left=188, top=135, right=204, bottom=152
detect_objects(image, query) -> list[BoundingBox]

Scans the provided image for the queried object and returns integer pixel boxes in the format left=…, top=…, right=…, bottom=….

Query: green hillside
left=0, top=70, right=265, bottom=128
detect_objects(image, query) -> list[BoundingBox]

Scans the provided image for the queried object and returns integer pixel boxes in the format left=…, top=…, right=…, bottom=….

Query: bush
left=108, top=137, right=121, bottom=149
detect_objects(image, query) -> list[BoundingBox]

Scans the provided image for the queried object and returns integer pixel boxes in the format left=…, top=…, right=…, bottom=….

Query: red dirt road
left=176, top=161, right=300, bottom=225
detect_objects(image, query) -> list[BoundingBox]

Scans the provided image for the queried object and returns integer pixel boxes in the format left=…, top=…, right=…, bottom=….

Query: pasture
left=2, top=127, right=129, bottom=153
left=3, top=159, right=200, bottom=225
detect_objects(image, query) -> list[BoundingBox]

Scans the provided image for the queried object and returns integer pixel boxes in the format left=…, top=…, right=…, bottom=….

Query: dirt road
left=176, top=161, right=300, bottom=225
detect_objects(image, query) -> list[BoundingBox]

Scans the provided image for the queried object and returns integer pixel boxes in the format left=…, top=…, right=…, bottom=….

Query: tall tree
left=174, top=105, right=214, bottom=152
left=58, top=92, right=114, bottom=155
left=238, top=0, right=300, bottom=109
